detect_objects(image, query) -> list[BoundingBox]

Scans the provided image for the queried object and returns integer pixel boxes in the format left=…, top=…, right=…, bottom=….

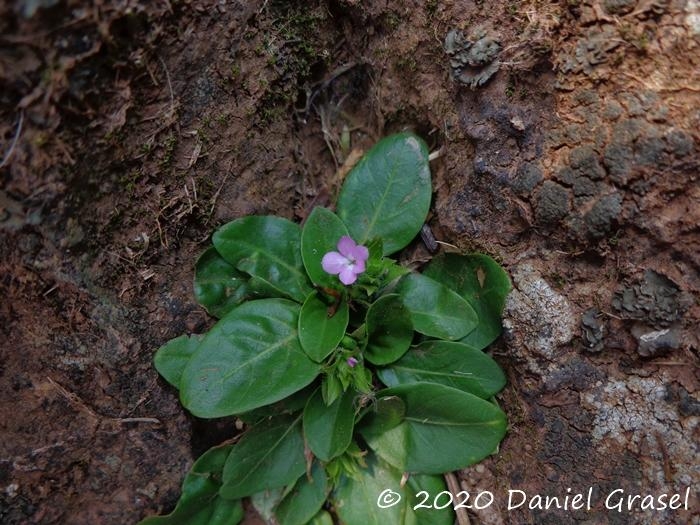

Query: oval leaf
left=332, top=454, right=454, bottom=525
left=220, top=415, right=305, bottom=500
left=303, top=388, right=355, bottom=461
left=377, top=341, right=506, bottom=398
left=365, top=294, right=413, bottom=365
left=154, top=334, right=203, bottom=389
left=395, top=273, right=478, bottom=340
left=424, top=253, right=511, bottom=349
left=299, top=293, right=349, bottom=362
left=360, top=383, right=507, bottom=474
left=180, top=299, right=320, bottom=418
left=301, top=207, right=350, bottom=287
left=274, top=461, right=328, bottom=525
left=213, top=216, right=312, bottom=303
left=337, top=133, right=431, bottom=255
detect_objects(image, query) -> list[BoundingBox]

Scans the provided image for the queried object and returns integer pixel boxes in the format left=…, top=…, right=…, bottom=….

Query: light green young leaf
left=424, top=253, right=511, bottom=350
left=337, top=133, right=431, bottom=255
left=308, top=510, right=334, bottom=525
left=154, top=334, right=203, bottom=389
left=220, top=415, right=305, bottom=500
left=395, top=273, right=478, bottom=340
left=213, top=216, right=312, bottom=303
left=360, top=383, right=507, bottom=474
left=303, top=388, right=355, bottom=461
left=298, top=293, right=349, bottom=362
left=377, top=340, right=506, bottom=398
left=180, top=299, right=320, bottom=418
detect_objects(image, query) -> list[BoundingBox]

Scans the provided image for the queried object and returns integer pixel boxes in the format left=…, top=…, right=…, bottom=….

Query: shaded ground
left=1, top=0, right=698, bottom=524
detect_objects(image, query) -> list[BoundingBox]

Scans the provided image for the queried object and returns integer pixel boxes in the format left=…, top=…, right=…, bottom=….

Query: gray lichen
left=445, top=28, right=501, bottom=88
left=582, top=308, right=606, bottom=353
left=612, top=270, right=688, bottom=326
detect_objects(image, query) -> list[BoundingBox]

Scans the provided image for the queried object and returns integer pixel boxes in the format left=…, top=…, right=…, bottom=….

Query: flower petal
left=350, top=244, right=369, bottom=262
left=353, top=258, right=366, bottom=274
left=337, top=236, right=357, bottom=258
left=322, top=252, right=348, bottom=275
left=339, top=266, right=358, bottom=285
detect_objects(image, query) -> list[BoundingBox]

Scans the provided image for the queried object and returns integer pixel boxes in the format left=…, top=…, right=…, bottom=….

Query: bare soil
left=1, top=1, right=698, bottom=524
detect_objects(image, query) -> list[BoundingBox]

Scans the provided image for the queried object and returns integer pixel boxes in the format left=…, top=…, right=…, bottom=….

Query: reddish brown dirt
left=1, top=1, right=698, bottom=524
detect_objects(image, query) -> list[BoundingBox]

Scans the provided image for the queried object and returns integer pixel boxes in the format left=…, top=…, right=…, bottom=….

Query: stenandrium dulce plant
left=140, top=132, right=511, bottom=525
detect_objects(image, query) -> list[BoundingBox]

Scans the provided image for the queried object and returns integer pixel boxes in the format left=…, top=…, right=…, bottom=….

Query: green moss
left=159, top=134, right=177, bottom=169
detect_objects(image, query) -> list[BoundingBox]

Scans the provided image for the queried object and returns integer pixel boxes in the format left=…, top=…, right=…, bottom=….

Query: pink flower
left=321, top=236, right=369, bottom=285
left=347, top=357, right=359, bottom=368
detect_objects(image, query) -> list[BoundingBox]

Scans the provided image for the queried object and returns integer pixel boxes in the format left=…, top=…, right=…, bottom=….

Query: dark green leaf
left=154, top=335, right=203, bottom=389
left=238, top=384, right=316, bottom=425
left=301, top=207, right=350, bottom=287
left=360, top=383, right=507, bottom=474
left=364, top=294, right=413, bottom=365
left=395, top=273, right=478, bottom=340
left=377, top=341, right=506, bottom=398
left=275, top=462, right=328, bottom=525
left=332, top=454, right=454, bottom=525
left=298, top=293, right=349, bottom=362
left=303, top=388, right=355, bottom=461
left=358, top=396, right=405, bottom=437
left=220, top=415, right=305, bottom=499
left=138, top=444, right=244, bottom=525
left=337, top=133, right=431, bottom=255
left=213, top=216, right=312, bottom=303
left=180, top=299, right=320, bottom=418
left=193, top=247, right=250, bottom=318
left=424, top=253, right=511, bottom=349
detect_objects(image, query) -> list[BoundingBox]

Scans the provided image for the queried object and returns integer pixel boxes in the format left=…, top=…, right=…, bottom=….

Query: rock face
left=1, top=0, right=698, bottom=524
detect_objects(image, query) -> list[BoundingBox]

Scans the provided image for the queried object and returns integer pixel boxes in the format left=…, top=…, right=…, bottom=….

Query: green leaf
left=179, top=299, right=321, bottom=418
left=309, top=511, right=333, bottom=525
left=321, top=372, right=343, bottom=406
left=138, top=444, right=243, bottom=525
left=358, top=396, right=405, bottom=436
left=193, top=247, right=249, bottom=318
left=377, top=341, right=506, bottom=398
left=395, top=273, right=478, bottom=340
left=238, top=384, right=316, bottom=425
left=332, top=454, right=454, bottom=525
left=154, top=335, right=203, bottom=389
left=424, top=253, right=511, bottom=349
left=360, top=383, right=507, bottom=474
left=303, top=388, right=355, bottom=461
left=220, top=415, right=305, bottom=499
left=301, top=207, right=350, bottom=287
left=274, top=462, right=328, bottom=525
left=365, top=294, right=413, bottom=365
left=213, top=216, right=312, bottom=303
left=337, top=133, right=431, bottom=255
left=298, top=293, right=349, bottom=362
